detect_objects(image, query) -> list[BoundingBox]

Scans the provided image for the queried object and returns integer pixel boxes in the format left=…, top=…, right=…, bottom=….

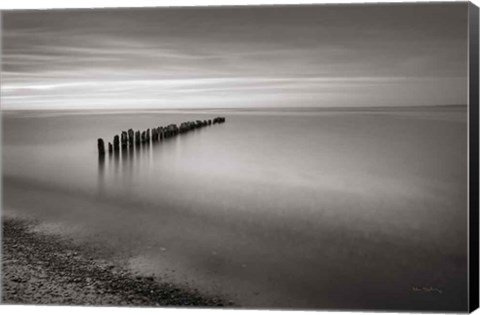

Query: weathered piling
left=113, top=135, right=120, bottom=151
left=128, top=129, right=134, bottom=146
left=179, top=122, right=191, bottom=133
left=98, top=117, right=225, bottom=159
left=213, top=117, right=225, bottom=124
left=121, top=131, right=128, bottom=148
left=135, top=131, right=141, bottom=145
left=151, top=128, right=158, bottom=142
left=97, top=139, right=105, bottom=155
left=165, top=124, right=178, bottom=137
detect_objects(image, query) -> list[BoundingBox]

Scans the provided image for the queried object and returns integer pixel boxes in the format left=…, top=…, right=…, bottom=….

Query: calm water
left=2, top=107, right=468, bottom=311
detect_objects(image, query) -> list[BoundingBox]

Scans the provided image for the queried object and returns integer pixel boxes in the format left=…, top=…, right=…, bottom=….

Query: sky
left=1, top=3, right=469, bottom=110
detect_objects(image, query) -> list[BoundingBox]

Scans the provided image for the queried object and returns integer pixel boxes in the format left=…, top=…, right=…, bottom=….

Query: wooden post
left=121, top=131, right=128, bottom=148
left=152, top=128, right=158, bottom=142
left=113, top=135, right=120, bottom=151
left=128, top=129, right=134, bottom=146
left=98, top=138, right=105, bottom=155
left=135, top=131, right=141, bottom=145
left=98, top=117, right=226, bottom=155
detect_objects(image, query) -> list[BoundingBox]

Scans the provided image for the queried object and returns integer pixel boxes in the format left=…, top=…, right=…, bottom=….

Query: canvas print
left=1, top=2, right=478, bottom=312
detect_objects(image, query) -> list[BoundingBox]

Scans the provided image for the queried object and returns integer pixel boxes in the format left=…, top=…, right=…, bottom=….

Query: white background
left=0, top=0, right=478, bottom=315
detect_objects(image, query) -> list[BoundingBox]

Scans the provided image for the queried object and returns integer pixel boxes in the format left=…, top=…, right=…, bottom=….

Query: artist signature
left=412, top=286, right=443, bottom=294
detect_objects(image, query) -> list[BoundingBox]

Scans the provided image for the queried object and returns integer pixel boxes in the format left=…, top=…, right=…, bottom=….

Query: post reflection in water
left=97, top=153, right=106, bottom=194
left=95, top=118, right=225, bottom=187
left=127, top=142, right=134, bottom=177
left=97, top=128, right=199, bottom=186
left=98, top=154, right=105, bottom=174
left=121, top=146, right=128, bottom=174
left=95, top=118, right=224, bottom=194
left=97, top=139, right=154, bottom=186
left=113, top=149, right=120, bottom=174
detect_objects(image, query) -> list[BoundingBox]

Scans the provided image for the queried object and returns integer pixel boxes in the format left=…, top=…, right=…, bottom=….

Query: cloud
left=1, top=3, right=468, bottom=110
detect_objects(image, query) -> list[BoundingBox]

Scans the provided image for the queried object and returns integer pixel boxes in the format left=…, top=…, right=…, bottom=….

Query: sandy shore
left=1, top=217, right=232, bottom=307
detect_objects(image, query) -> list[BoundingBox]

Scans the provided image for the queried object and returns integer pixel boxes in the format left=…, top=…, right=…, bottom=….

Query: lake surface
left=2, top=106, right=468, bottom=311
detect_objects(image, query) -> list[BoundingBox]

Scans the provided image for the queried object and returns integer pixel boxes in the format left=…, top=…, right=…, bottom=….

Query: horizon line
left=0, top=104, right=467, bottom=112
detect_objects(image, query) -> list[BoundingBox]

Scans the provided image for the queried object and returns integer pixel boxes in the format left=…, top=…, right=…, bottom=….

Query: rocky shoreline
left=1, top=217, right=232, bottom=307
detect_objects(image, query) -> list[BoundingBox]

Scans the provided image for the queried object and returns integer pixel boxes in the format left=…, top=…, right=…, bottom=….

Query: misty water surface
left=2, top=107, right=468, bottom=311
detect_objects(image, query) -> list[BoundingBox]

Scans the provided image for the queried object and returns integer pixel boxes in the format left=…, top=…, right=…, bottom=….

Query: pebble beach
left=1, top=217, right=231, bottom=307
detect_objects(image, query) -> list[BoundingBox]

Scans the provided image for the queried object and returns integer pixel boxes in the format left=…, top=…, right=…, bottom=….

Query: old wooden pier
left=97, top=116, right=226, bottom=155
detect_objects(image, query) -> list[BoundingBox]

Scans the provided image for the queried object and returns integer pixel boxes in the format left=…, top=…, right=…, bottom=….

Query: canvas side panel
left=469, top=2, right=479, bottom=312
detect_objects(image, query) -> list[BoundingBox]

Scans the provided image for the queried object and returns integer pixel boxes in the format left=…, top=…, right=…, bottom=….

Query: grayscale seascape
left=0, top=3, right=471, bottom=312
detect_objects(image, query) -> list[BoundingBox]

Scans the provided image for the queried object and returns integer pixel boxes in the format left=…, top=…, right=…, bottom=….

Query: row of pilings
left=97, top=117, right=226, bottom=155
